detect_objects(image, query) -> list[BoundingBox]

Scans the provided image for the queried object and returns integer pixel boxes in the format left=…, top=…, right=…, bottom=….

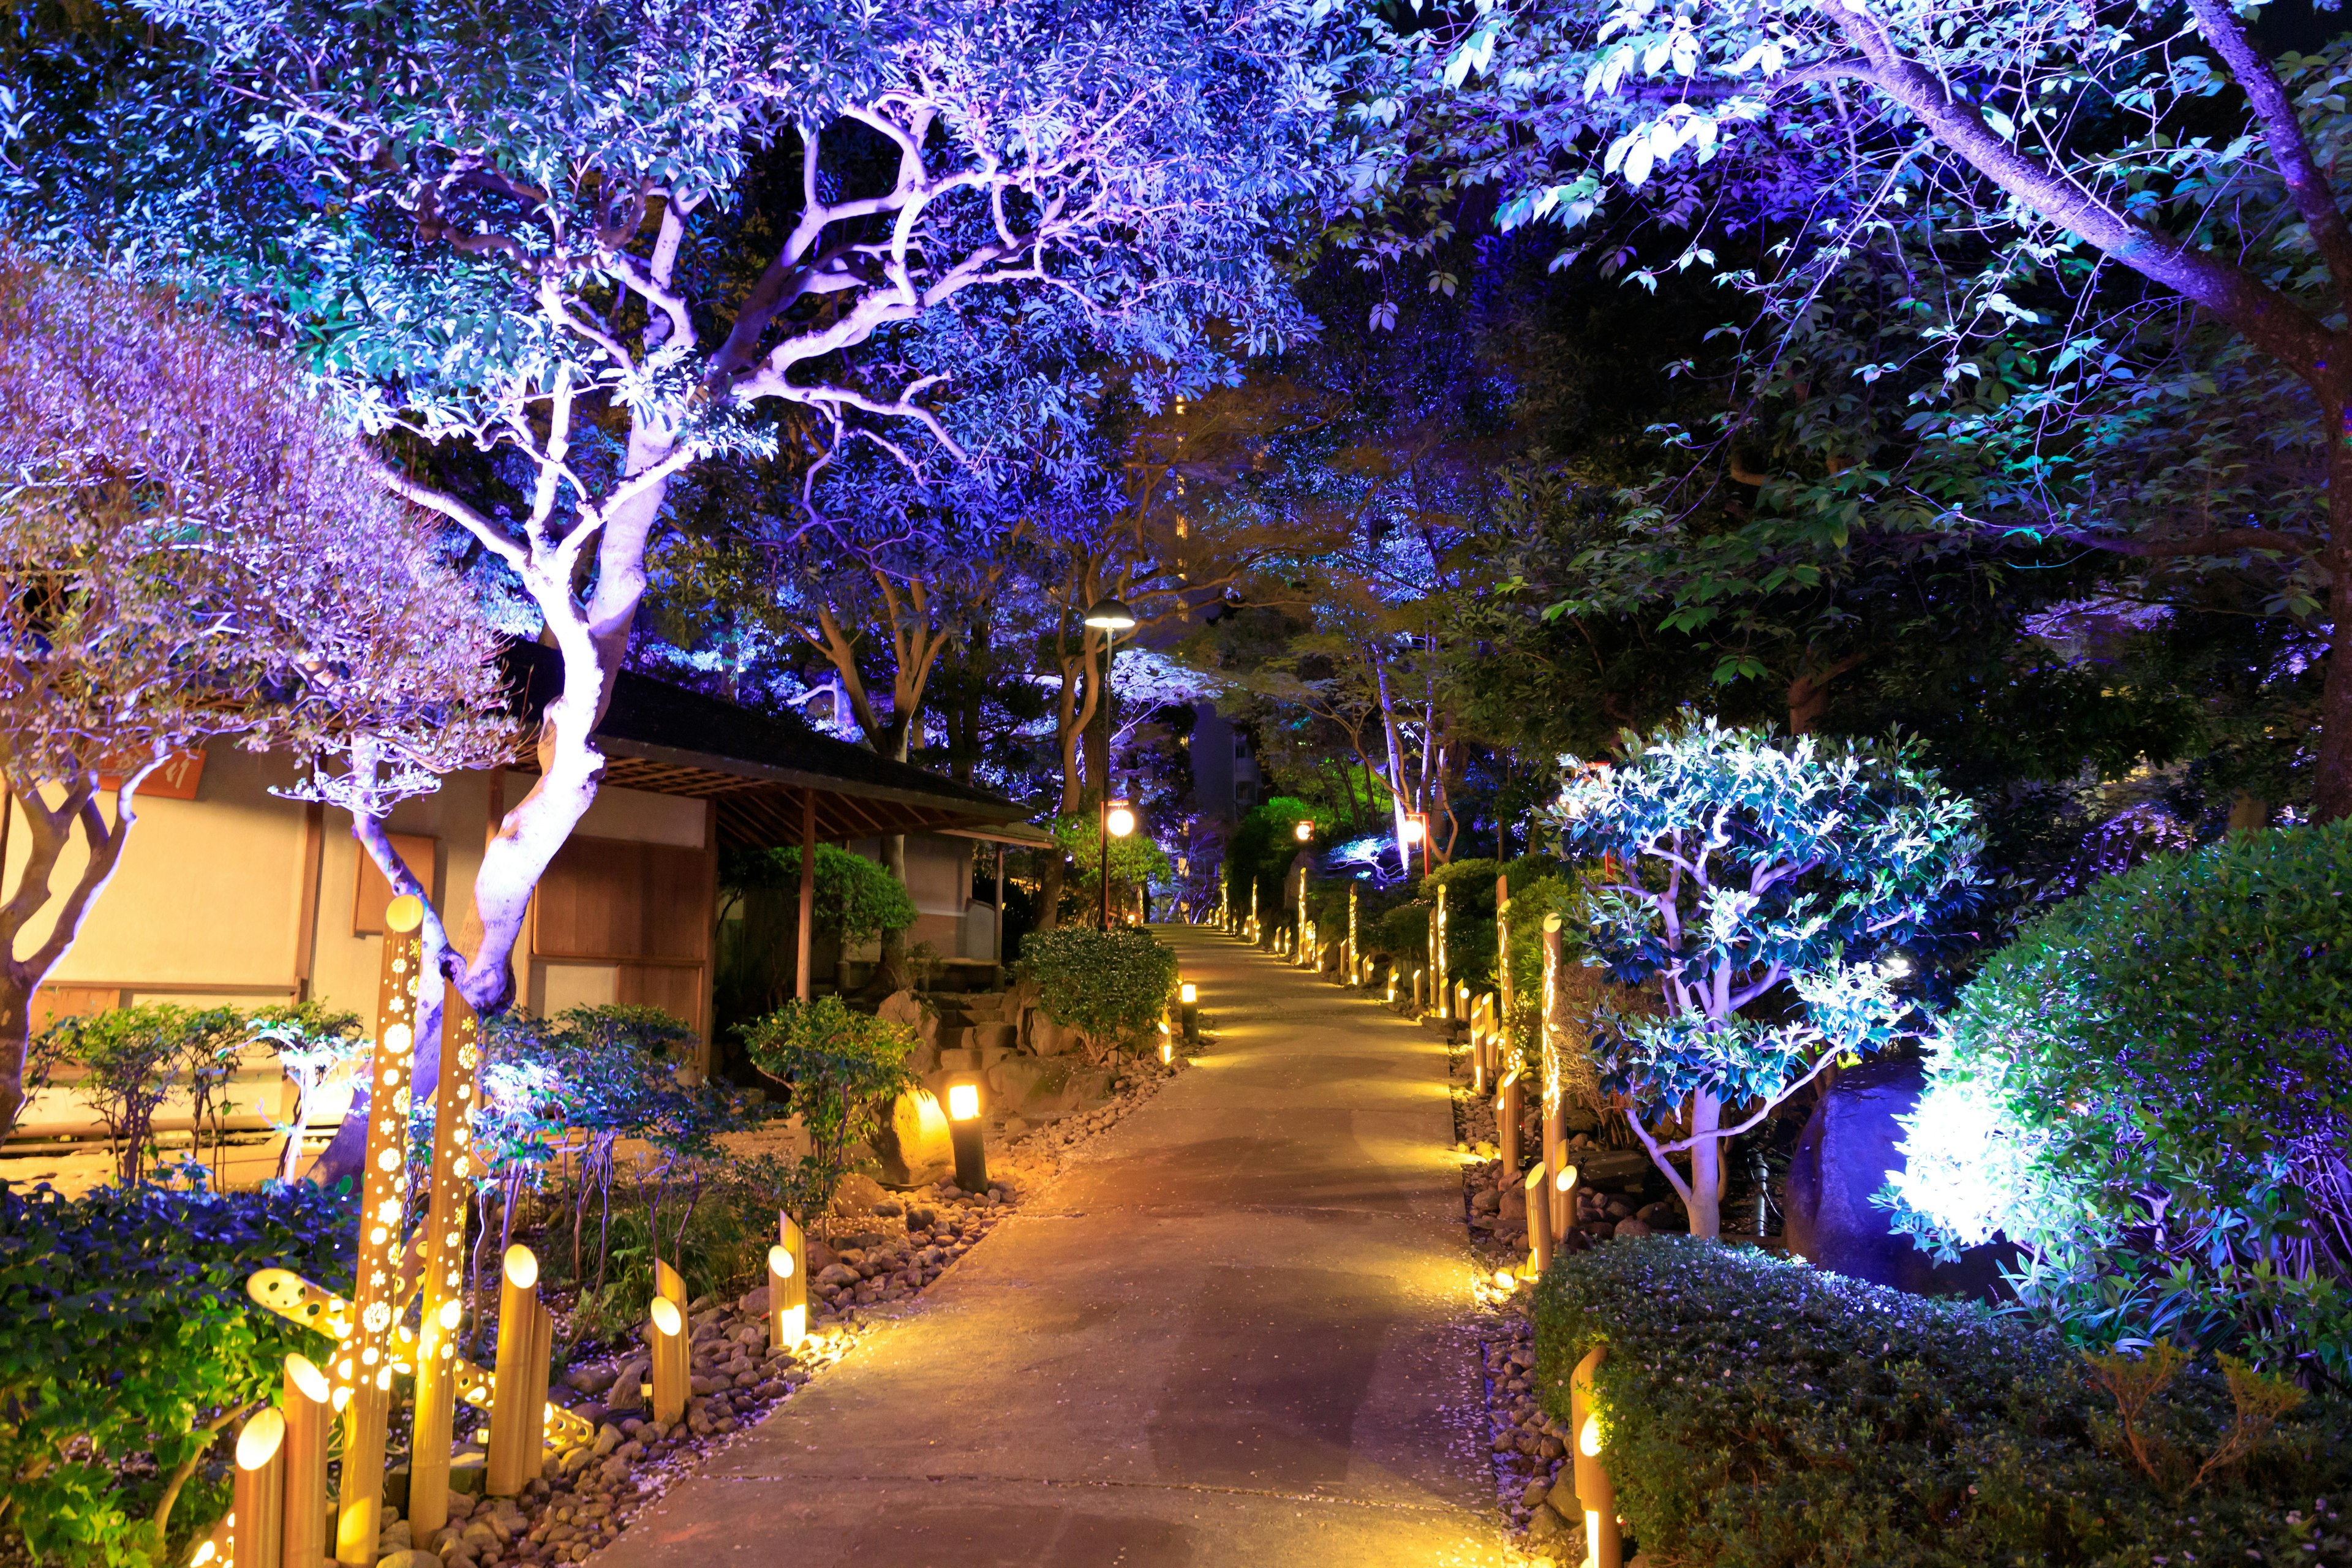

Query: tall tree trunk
left=1686, top=1092, right=1724, bottom=1241
left=2318, top=437, right=2352, bottom=821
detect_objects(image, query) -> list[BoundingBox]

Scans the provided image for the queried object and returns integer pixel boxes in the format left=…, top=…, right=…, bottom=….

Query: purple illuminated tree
left=0, top=254, right=511, bottom=1138
left=4, top=0, right=1343, bottom=1133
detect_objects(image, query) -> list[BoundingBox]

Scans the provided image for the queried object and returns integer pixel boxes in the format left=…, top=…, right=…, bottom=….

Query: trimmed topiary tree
left=1885, top=823, right=2352, bottom=1381
left=1552, top=714, right=1981, bottom=1239
left=1019, top=927, right=1181, bottom=1052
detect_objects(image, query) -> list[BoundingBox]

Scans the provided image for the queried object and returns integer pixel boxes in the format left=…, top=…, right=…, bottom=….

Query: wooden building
left=6, top=650, right=1033, bottom=1138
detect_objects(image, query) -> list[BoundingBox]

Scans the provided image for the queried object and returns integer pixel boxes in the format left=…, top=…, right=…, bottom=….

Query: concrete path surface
left=592, top=925, right=1512, bottom=1568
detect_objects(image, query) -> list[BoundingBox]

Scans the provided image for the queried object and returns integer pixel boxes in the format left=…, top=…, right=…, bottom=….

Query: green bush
left=1019, top=925, right=1180, bottom=1049
left=0, top=1180, right=354, bottom=1566
left=1532, top=1238, right=2352, bottom=1567
left=32, top=1005, right=245, bottom=1186
left=741, top=996, right=919, bottom=1229
left=1885, top=823, right=2352, bottom=1381
left=1423, top=856, right=1501, bottom=989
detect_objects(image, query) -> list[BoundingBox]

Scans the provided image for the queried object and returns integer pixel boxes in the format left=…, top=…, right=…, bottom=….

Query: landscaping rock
left=1785, top=1057, right=2011, bottom=1297
left=603, top=1359, right=649, bottom=1414
left=1027, top=1015, right=1076, bottom=1057
left=1614, top=1217, right=1653, bottom=1239
left=872, top=1090, right=954, bottom=1187
left=377, top=1551, right=439, bottom=1568
left=876, top=988, right=928, bottom=1039
left=985, top=1055, right=1112, bottom=1119
left=831, top=1172, right=891, bottom=1218
left=1527, top=1504, right=1569, bottom=1542
left=971, top=1020, right=1018, bottom=1054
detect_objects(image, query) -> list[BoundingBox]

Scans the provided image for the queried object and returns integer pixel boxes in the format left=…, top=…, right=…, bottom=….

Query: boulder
left=1028, top=1016, right=1075, bottom=1057
left=876, top=988, right=929, bottom=1039
left=871, top=1088, right=955, bottom=1187
left=972, top=1021, right=1019, bottom=1055
left=985, top=1056, right=1113, bottom=1120
left=1784, top=1058, right=2010, bottom=1297
left=831, top=1172, right=891, bottom=1218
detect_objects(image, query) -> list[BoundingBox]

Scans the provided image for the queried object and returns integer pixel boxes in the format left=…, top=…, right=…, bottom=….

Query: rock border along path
left=590, top=925, right=1515, bottom=1568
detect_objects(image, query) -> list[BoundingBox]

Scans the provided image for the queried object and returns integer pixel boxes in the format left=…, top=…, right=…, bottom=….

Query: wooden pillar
left=992, top=843, right=1006, bottom=967
left=796, top=789, right=817, bottom=1003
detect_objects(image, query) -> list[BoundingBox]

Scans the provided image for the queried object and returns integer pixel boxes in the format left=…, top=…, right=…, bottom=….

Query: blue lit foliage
left=1364, top=0, right=2352, bottom=815
left=1886, top=824, right=2352, bottom=1381
left=1551, top=715, right=1980, bottom=1231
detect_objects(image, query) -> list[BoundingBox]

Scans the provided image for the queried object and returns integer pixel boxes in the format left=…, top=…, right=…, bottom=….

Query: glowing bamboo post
left=1521, top=1166, right=1553, bottom=1278
left=1347, top=880, right=1359, bottom=984
left=282, top=1354, right=331, bottom=1568
left=770, top=1215, right=809, bottom=1352
left=1558, top=1163, right=1582, bottom=1246
left=648, top=1297, right=687, bottom=1427
left=1434, top=883, right=1449, bottom=1017
left=409, top=997, right=480, bottom=1539
left=334, top=892, right=424, bottom=1566
left=526, top=1297, right=555, bottom=1479
left=1571, top=1346, right=1621, bottom=1568
left=486, top=1245, right=542, bottom=1496
left=651, top=1259, right=690, bottom=1425
left=235, top=1406, right=285, bottom=1568
left=1542, top=913, right=1569, bottom=1243
left=1497, top=1065, right=1521, bottom=1182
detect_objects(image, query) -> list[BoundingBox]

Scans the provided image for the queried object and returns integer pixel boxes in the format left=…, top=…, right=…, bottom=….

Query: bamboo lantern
left=410, top=996, right=481, bottom=1537
left=1496, top=1066, right=1521, bottom=1182
left=1557, top=1163, right=1582, bottom=1249
left=1541, top=914, right=1569, bottom=1244
left=650, top=1258, right=690, bottom=1426
left=1570, top=1346, right=1621, bottom=1568
left=234, top=1406, right=286, bottom=1568
left=1523, top=1164, right=1551, bottom=1276
left=334, top=892, right=425, bottom=1565
left=486, top=1245, right=543, bottom=1496
left=647, top=1297, right=688, bottom=1427
left=282, top=1354, right=331, bottom=1568
left=1420, top=888, right=1439, bottom=1025
left=1347, top=880, right=1359, bottom=984
left=769, top=1216, right=809, bottom=1352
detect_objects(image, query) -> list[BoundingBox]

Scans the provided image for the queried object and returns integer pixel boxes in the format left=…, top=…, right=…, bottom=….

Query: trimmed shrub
left=1533, top=1238, right=2352, bottom=1566
left=1885, top=823, right=2352, bottom=1380
left=1019, top=925, right=1180, bottom=1049
left=0, top=1180, right=355, bottom=1566
left=741, top=996, right=919, bottom=1230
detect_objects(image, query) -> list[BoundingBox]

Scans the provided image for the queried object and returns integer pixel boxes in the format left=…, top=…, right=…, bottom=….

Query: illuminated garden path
left=594, top=924, right=1513, bottom=1568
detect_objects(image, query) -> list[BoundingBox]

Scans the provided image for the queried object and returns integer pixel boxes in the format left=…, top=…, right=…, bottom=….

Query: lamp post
left=1103, top=797, right=1136, bottom=929
left=1083, top=597, right=1137, bottom=929
left=1400, top=810, right=1428, bottom=880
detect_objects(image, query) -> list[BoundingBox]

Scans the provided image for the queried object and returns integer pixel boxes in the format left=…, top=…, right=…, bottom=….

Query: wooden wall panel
left=537, top=837, right=711, bottom=963
left=32, top=984, right=121, bottom=1035
left=618, top=963, right=705, bottom=1036
left=353, top=832, right=440, bottom=935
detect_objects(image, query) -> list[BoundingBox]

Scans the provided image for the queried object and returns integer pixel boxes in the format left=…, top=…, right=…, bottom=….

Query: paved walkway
left=597, top=925, right=1512, bottom=1568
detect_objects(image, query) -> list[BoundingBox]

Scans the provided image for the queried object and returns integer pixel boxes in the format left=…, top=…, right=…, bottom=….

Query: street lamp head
left=1082, top=598, right=1137, bottom=631
left=1400, top=815, right=1427, bottom=845
left=1106, top=799, right=1137, bottom=837
left=1293, top=820, right=1314, bottom=843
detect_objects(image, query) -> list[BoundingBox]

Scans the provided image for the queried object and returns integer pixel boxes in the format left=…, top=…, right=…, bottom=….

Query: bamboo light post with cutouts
left=1523, top=1164, right=1551, bottom=1276
left=771, top=1212, right=809, bottom=1351
left=410, top=995, right=481, bottom=1539
left=1497, top=1064, right=1521, bottom=1182
left=1570, top=1346, right=1622, bottom=1568
left=1346, top=880, right=1359, bottom=985
left=282, top=1354, right=332, bottom=1568
left=334, top=892, right=424, bottom=1566
left=1420, top=888, right=1439, bottom=1025
left=1541, top=914, right=1570, bottom=1245
left=486, top=1245, right=543, bottom=1497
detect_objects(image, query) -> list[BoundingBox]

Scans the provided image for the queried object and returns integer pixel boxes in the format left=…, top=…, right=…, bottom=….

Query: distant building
left=1187, top=702, right=1262, bottom=821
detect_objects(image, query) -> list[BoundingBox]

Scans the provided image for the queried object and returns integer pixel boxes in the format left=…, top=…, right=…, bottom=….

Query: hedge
left=1019, top=925, right=1180, bottom=1049
left=1532, top=1238, right=2352, bottom=1566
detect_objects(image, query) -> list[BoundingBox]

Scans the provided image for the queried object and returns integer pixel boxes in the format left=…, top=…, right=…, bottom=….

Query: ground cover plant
left=1532, top=1238, right=2352, bottom=1566
left=1888, top=822, right=2352, bottom=1384
left=0, top=1180, right=354, bottom=1567
left=1018, top=927, right=1181, bottom=1052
